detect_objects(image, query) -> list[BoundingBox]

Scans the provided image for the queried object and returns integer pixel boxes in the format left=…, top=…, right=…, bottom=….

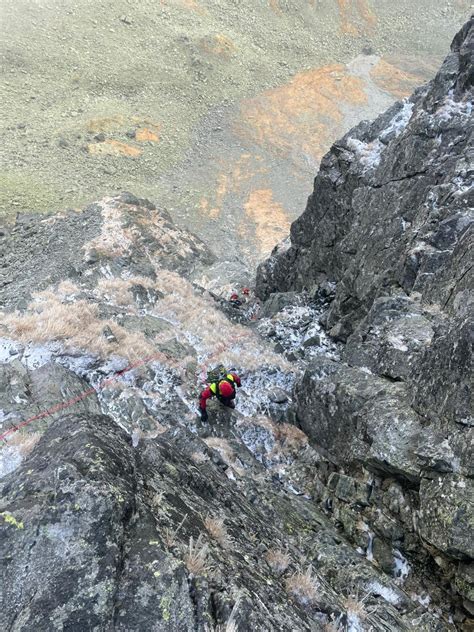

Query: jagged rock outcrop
left=0, top=191, right=214, bottom=312
left=1, top=403, right=447, bottom=631
left=256, top=18, right=473, bottom=627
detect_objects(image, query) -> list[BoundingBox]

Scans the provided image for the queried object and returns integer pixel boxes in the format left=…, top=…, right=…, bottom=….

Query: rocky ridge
left=257, top=17, right=473, bottom=627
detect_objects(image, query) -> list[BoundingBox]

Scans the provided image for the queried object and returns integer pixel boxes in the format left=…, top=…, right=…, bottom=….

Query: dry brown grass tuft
left=341, top=591, right=373, bottom=621
left=2, top=290, right=166, bottom=362
left=4, top=297, right=99, bottom=343
left=184, top=534, right=211, bottom=575
left=7, top=431, right=41, bottom=457
left=191, top=451, right=210, bottom=464
left=56, top=280, right=80, bottom=299
left=95, top=277, right=134, bottom=306
left=204, top=514, right=232, bottom=548
left=265, top=548, right=290, bottom=575
left=203, top=438, right=245, bottom=477
left=342, top=596, right=368, bottom=619
left=274, top=424, right=308, bottom=452
left=285, top=566, right=319, bottom=607
left=162, top=527, right=176, bottom=548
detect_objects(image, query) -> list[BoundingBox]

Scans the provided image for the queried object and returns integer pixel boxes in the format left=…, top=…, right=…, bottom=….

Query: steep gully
left=1, top=18, right=473, bottom=632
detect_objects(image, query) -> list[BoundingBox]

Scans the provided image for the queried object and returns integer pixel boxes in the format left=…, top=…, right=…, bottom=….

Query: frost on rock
left=347, top=137, right=385, bottom=171
left=237, top=367, right=296, bottom=418
left=0, top=445, right=22, bottom=479
left=437, top=92, right=473, bottom=122
left=380, top=101, right=414, bottom=142
left=393, top=549, right=411, bottom=583
left=257, top=300, right=340, bottom=360
left=22, top=344, right=55, bottom=370
left=348, top=100, right=414, bottom=171
left=367, top=581, right=401, bottom=606
left=0, top=338, right=23, bottom=362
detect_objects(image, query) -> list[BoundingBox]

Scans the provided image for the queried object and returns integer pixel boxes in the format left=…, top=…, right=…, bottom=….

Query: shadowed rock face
left=256, top=17, right=473, bottom=625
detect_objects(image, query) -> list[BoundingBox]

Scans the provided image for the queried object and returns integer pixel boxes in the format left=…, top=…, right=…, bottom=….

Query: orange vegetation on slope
left=199, top=154, right=269, bottom=219
left=240, top=189, right=291, bottom=258
left=87, top=140, right=142, bottom=157
left=337, top=0, right=377, bottom=36
left=199, top=34, right=236, bottom=58
left=370, top=59, right=424, bottom=99
left=237, top=64, right=367, bottom=166
left=135, top=127, right=160, bottom=142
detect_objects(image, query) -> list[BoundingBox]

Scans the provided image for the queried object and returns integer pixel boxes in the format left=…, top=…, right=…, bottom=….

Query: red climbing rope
left=0, top=353, right=161, bottom=442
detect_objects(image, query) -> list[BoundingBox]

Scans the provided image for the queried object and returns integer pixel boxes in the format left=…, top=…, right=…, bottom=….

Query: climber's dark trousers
left=220, top=398, right=235, bottom=409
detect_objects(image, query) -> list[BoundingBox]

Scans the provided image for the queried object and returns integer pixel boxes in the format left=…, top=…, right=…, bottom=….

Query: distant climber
left=198, top=365, right=242, bottom=422
left=229, top=287, right=251, bottom=308
left=229, top=292, right=242, bottom=308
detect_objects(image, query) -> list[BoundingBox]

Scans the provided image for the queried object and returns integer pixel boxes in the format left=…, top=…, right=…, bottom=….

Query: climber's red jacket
left=199, top=372, right=241, bottom=410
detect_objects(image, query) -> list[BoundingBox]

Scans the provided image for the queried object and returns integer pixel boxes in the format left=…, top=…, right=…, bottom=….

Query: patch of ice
left=393, top=549, right=411, bottom=582
left=367, top=580, right=401, bottom=606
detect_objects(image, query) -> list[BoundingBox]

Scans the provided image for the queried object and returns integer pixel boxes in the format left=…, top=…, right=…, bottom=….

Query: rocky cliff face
left=257, top=17, right=473, bottom=627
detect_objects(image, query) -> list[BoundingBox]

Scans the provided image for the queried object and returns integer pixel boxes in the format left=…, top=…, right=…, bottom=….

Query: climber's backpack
left=207, top=365, right=228, bottom=386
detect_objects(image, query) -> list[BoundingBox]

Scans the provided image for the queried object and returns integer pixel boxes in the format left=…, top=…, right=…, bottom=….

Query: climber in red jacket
left=198, top=371, right=242, bottom=422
